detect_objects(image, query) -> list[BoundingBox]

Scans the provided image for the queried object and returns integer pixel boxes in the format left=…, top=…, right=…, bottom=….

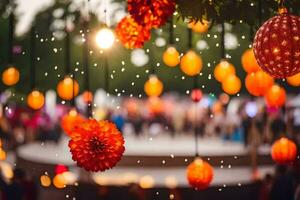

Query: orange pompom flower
left=68, top=120, right=125, bottom=172
left=115, top=15, right=151, bottom=49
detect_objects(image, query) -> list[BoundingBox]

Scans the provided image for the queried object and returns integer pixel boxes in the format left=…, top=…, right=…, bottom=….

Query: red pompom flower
left=68, top=120, right=125, bottom=172
left=127, top=0, right=176, bottom=28
left=115, top=15, right=151, bottom=49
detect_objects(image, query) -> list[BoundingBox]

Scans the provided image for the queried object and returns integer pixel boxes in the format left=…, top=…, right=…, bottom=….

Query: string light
left=95, top=27, right=115, bottom=49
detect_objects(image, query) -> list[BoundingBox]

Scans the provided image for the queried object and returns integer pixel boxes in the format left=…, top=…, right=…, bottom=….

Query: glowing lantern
left=61, top=109, right=85, bottom=136
left=222, top=75, right=241, bottom=95
left=163, top=46, right=180, bottom=67
left=219, top=93, right=230, bottom=105
left=95, top=27, right=115, bottom=49
left=287, top=72, right=300, bottom=87
left=57, top=76, right=79, bottom=100
left=83, top=91, right=93, bottom=103
left=144, top=75, right=164, bottom=97
left=0, top=149, right=6, bottom=160
left=265, top=84, right=286, bottom=108
left=180, top=50, right=203, bottom=76
left=191, top=89, right=202, bottom=103
left=40, top=175, right=51, bottom=187
left=241, top=48, right=260, bottom=73
left=188, top=20, right=210, bottom=33
left=139, top=175, right=155, bottom=189
left=55, top=164, right=68, bottom=175
left=245, top=70, right=274, bottom=96
left=186, top=158, right=213, bottom=190
left=27, top=90, right=45, bottom=110
left=271, top=137, right=297, bottom=164
left=214, top=60, right=236, bottom=82
left=53, top=174, right=66, bottom=189
left=147, top=97, right=164, bottom=114
left=2, top=67, right=20, bottom=86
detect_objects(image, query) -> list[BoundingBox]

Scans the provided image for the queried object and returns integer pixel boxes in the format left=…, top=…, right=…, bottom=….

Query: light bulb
left=95, top=28, right=115, bottom=49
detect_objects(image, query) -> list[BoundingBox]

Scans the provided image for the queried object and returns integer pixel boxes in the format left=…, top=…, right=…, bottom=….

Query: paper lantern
left=61, top=109, right=85, bottom=136
left=144, top=75, right=163, bottom=97
left=188, top=20, right=210, bottom=33
left=83, top=91, right=93, bottom=103
left=2, top=67, right=20, bottom=86
left=147, top=96, right=164, bottom=114
left=271, top=137, right=297, bottom=165
left=265, top=84, right=286, bottom=108
left=214, top=60, right=236, bottom=82
left=53, top=174, right=66, bottom=189
left=253, top=8, right=300, bottom=78
left=191, top=89, right=202, bottom=103
left=163, top=46, right=180, bottom=67
left=241, top=48, right=260, bottom=73
left=57, top=76, right=79, bottom=101
left=222, top=75, right=241, bottom=95
left=245, top=70, right=274, bottom=96
left=27, top=90, right=45, bottom=110
left=40, top=175, right=51, bottom=187
left=287, top=72, right=300, bottom=87
left=180, top=50, right=203, bottom=76
left=55, top=164, right=68, bottom=175
left=186, top=158, right=213, bottom=190
left=0, top=149, right=6, bottom=161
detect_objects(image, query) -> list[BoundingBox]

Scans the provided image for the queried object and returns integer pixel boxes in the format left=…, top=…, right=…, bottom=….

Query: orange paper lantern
left=163, top=46, right=180, bottom=67
left=214, top=60, right=236, bottom=82
left=53, top=174, right=66, bottom=189
left=147, top=97, right=164, bottom=114
left=27, top=90, right=45, bottom=110
left=265, top=84, right=286, bottom=108
left=180, top=50, right=203, bottom=76
left=144, top=75, right=163, bottom=97
left=287, top=72, right=300, bottom=87
left=2, top=67, right=20, bottom=86
left=40, top=175, right=51, bottom=187
left=271, top=137, right=297, bottom=165
left=222, top=74, right=241, bottom=95
left=57, top=76, right=79, bottom=100
left=188, top=20, right=210, bottom=33
left=83, top=91, right=93, bottom=103
left=241, top=48, right=260, bottom=73
left=186, top=158, right=213, bottom=190
left=61, top=109, right=85, bottom=136
left=245, top=70, right=274, bottom=96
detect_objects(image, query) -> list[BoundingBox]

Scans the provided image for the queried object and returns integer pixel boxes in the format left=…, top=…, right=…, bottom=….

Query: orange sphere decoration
left=27, top=90, right=45, bottom=110
left=57, top=77, right=79, bottom=100
left=147, top=97, right=164, bottom=114
left=83, top=91, right=93, bottom=103
left=144, top=75, right=164, bottom=97
left=180, top=50, right=203, bottom=76
left=214, top=60, right=236, bottom=82
left=271, top=137, right=297, bottom=165
left=265, top=84, right=286, bottom=108
left=2, top=67, right=20, bottom=86
left=241, top=48, right=260, bottom=73
left=287, top=72, right=300, bottom=87
left=61, top=109, right=85, bottom=136
left=222, top=75, right=241, bottom=95
left=186, top=158, right=213, bottom=190
left=163, top=46, right=180, bottom=67
left=245, top=70, right=274, bottom=96
left=188, top=20, right=210, bottom=33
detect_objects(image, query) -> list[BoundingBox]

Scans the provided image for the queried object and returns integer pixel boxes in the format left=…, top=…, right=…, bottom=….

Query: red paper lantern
left=186, top=158, right=213, bottom=190
left=271, top=137, right=297, bottom=165
left=127, top=0, right=175, bottom=28
left=69, top=120, right=125, bottom=172
left=61, top=109, right=85, bottom=136
left=115, top=15, right=151, bottom=49
left=55, top=164, right=68, bottom=175
left=245, top=70, right=274, bottom=96
left=265, top=84, right=286, bottom=108
left=83, top=91, right=93, bottom=103
left=191, top=89, right=202, bottom=103
left=253, top=8, right=300, bottom=78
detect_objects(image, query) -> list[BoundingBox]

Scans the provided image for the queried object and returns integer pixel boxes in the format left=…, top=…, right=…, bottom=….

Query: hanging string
left=258, top=0, right=262, bottom=27
left=169, top=17, right=174, bottom=45
left=220, top=22, right=225, bottom=59
left=187, top=28, right=192, bottom=49
left=279, top=0, right=285, bottom=8
left=65, top=12, right=71, bottom=75
left=7, top=0, right=14, bottom=64
left=194, top=102, right=199, bottom=157
left=29, top=27, right=36, bottom=90
left=249, top=25, right=254, bottom=43
left=103, top=54, right=109, bottom=92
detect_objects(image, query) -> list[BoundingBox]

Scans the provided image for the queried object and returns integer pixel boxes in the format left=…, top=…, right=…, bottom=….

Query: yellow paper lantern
left=222, top=74, right=241, bottom=95
left=57, top=76, right=79, bottom=100
left=163, top=46, right=180, bottom=67
left=214, top=60, right=236, bottom=82
left=180, top=50, right=203, bottom=76
left=2, top=67, right=20, bottom=86
left=40, top=175, right=51, bottom=187
left=27, top=90, right=45, bottom=110
left=287, top=72, right=300, bottom=87
left=144, top=75, right=163, bottom=97
left=241, top=48, right=260, bottom=73
left=188, top=20, right=210, bottom=33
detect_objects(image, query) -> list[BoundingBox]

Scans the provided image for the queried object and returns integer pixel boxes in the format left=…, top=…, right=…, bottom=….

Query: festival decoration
left=53, top=174, right=66, bottom=189
left=245, top=70, right=274, bottom=96
left=214, top=60, right=236, bottom=82
left=180, top=50, right=203, bottom=76
left=68, top=120, right=125, bottom=172
left=163, top=46, right=180, bottom=67
left=82, top=91, right=93, bottom=104
left=222, top=74, right=241, bottom=95
left=127, top=0, right=175, bottom=28
left=186, top=158, right=213, bottom=190
left=27, top=90, right=45, bottom=110
left=147, top=96, right=164, bottom=114
left=2, top=67, right=20, bottom=86
left=286, top=72, right=300, bottom=87
left=241, top=48, right=260, bottom=73
left=144, top=75, right=164, bottom=97
left=61, top=109, right=85, bottom=136
left=188, top=20, right=210, bottom=33
left=265, top=84, right=286, bottom=108
left=95, top=27, right=115, bottom=49
left=271, top=137, right=297, bottom=165
left=40, top=175, right=51, bottom=187
left=55, top=164, right=68, bottom=175
left=115, top=15, right=151, bottom=49
left=191, top=89, right=202, bottom=103
left=0, top=149, right=6, bottom=161
left=253, top=8, right=300, bottom=78
left=57, top=76, right=79, bottom=101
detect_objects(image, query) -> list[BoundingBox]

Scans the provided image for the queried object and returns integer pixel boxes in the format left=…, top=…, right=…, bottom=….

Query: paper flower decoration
left=68, top=120, right=125, bottom=172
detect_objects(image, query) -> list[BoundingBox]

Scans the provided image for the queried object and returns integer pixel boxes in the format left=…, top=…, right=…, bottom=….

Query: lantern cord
left=169, top=17, right=174, bottom=45
left=258, top=0, right=262, bottom=26
left=249, top=25, right=254, bottom=43
left=220, top=22, right=225, bottom=59
left=71, top=72, right=76, bottom=107
left=194, top=102, right=199, bottom=157
left=8, top=1, right=14, bottom=64
left=104, top=53, right=109, bottom=92
left=279, top=0, right=285, bottom=8
left=187, top=28, right=192, bottom=49
left=65, top=7, right=71, bottom=75
left=30, top=26, right=36, bottom=90
left=193, top=75, right=198, bottom=89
